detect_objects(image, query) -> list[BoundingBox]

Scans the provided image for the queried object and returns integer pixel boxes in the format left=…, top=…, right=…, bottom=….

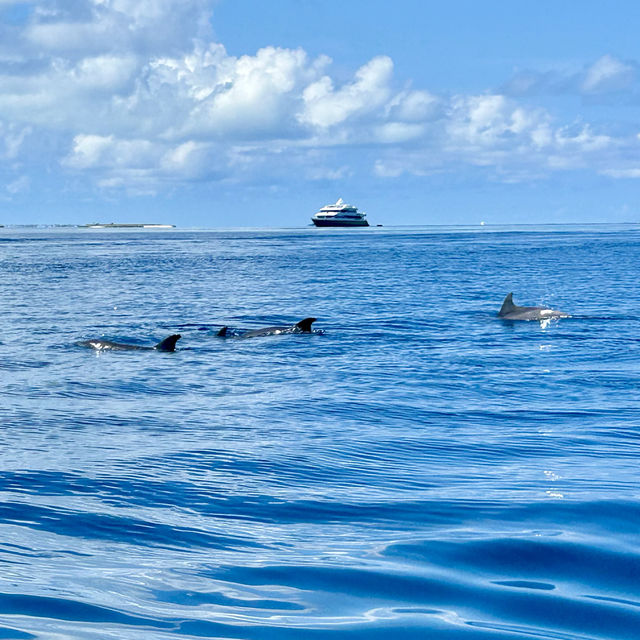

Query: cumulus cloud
left=64, top=134, right=157, bottom=170
left=63, top=133, right=231, bottom=192
left=23, top=0, right=212, bottom=56
left=447, top=95, right=547, bottom=149
left=300, top=56, right=393, bottom=128
left=387, top=89, right=441, bottom=122
left=0, top=1, right=638, bottom=194
left=164, top=45, right=324, bottom=140
left=369, top=93, right=629, bottom=181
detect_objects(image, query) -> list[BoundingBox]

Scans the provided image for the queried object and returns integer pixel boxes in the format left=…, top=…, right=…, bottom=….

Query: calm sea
left=1, top=225, right=640, bottom=639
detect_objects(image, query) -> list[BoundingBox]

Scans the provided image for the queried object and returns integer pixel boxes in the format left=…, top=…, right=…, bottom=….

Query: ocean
left=1, top=224, right=640, bottom=639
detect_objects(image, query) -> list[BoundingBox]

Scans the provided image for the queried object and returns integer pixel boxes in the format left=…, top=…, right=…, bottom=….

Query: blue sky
left=1, top=0, right=640, bottom=227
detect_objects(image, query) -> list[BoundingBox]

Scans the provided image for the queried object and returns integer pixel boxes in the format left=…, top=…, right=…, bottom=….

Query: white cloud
left=64, top=132, right=233, bottom=192
left=23, top=0, right=212, bottom=56
left=180, top=46, right=321, bottom=139
left=375, top=122, right=426, bottom=144
left=503, top=54, right=638, bottom=97
left=446, top=94, right=550, bottom=152
left=73, top=54, right=139, bottom=90
left=370, top=94, right=625, bottom=181
left=65, top=134, right=159, bottom=170
left=387, top=89, right=440, bottom=122
left=0, top=2, right=638, bottom=194
left=299, top=56, right=393, bottom=128
left=601, top=168, right=640, bottom=179
left=0, top=122, right=31, bottom=159
left=6, top=174, right=29, bottom=194
left=26, top=20, right=117, bottom=54
left=374, top=160, right=405, bottom=178
left=582, top=55, right=636, bottom=93
left=0, top=55, right=141, bottom=133
left=307, top=165, right=350, bottom=181
left=554, top=125, right=612, bottom=152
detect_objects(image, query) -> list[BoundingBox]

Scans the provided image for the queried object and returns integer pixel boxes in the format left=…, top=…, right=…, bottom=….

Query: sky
left=1, top=0, right=640, bottom=227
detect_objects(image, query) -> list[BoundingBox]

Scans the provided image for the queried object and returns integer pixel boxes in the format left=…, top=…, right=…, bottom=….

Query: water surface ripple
left=1, top=225, right=640, bottom=639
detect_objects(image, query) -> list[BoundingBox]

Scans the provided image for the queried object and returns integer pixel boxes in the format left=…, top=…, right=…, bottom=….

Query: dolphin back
left=77, top=338, right=144, bottom=350
left=498, top=292, right=569, bottom=320
left=498, top=293, right=516, bottom=316
left=294, top=317, right=317, bottom=333
left=154, top=334, right=181, bottom=351
left=239, top=317, right=318, bottom=338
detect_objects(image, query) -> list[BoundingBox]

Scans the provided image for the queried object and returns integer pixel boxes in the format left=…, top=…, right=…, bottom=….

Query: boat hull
left=312, top=218, right=369, bottom=227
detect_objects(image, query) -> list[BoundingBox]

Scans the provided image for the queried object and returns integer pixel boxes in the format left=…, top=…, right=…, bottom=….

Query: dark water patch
left=0, top=541, right=89, bottom=562
left=175, top=619, right=548, bottom=639
left=385, top=534, right=640, bottom=594
left=55, top=378, right=188, bottom=399
left=208, top=563, right=640, bottom=639
left=0, top=360, right=52, bottom=371
left=0, top=501, right=263, bottom=551
left=0, top=627, right=35, bottom=639
left=0, top=592, right=173, bottom=628
left=493, top=580, right=556, bottom=591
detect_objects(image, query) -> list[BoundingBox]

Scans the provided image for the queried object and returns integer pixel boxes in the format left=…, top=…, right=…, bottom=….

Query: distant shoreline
left=0, top=222, right=638, bottom=233
left=79, top=223, right=176, bottom=229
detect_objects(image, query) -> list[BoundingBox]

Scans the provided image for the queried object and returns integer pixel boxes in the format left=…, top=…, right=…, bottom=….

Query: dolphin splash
left=498, top=293, right=569, bottom=321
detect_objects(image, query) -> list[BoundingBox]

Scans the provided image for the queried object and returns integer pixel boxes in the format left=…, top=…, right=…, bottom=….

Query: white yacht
left=312, top=198, right=369, bottom=227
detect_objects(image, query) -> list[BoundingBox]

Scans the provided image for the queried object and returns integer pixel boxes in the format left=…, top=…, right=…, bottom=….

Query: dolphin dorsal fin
left=295, top=317, right=317, bottom=333
left=217, top=326, right=228, bottom=337
left=155, top=334, right=181, bottom=351
left=499, top=293, right=516, bottom=316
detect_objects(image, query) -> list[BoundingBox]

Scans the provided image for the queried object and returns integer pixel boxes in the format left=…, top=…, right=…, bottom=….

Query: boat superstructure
left=311, top=199, right=369, bottom=227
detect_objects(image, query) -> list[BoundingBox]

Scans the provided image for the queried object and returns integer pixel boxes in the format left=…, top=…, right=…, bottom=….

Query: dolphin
left=498, top=293, right=569, bottom=321
left=217, top=318, right=317, bottom=338
left=77, top=334, right=181, bottom=351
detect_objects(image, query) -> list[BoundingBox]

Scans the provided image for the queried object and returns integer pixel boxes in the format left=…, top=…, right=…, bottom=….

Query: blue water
left=2, top=225, right=640, bottom=639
